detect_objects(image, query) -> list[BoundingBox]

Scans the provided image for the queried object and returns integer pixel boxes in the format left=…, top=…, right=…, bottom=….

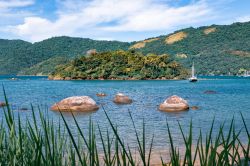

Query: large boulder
left=159, top=95, right=189, bottom=112
left=113, top=93, right=132, bottom=104
left=51, top=96, right=99, bottom=112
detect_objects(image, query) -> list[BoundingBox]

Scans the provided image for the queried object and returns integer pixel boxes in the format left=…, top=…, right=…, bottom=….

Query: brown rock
left=51, top=96, right=99, bottom=112
left=0, top=102, right=7, bottom=107
left=64, top=77, right=71, bottom=80
left=96, top=93, right=107, bottom=97
left=191, top=106, right=199, bottom=110
left=113, top=93, right=132, bottom=104
left=159, top=95, right=189, bottom=112
left=49, top=75, right=63, bottom=80
left=86, top=49, right=97, bottom=55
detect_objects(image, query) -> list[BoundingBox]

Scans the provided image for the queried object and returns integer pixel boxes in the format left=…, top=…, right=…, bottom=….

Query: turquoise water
left=0, top=75, right=249, bottom=149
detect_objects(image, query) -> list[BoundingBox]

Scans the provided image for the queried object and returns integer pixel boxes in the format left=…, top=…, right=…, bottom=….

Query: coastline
left=1, top=75, right=247, bottom=81
left=47, top=76, right=183, bottom=81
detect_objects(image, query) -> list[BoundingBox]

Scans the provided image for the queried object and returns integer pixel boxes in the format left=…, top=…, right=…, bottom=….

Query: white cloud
left=0, top=0, right=34, bottom=9
left=7, top=0, right=218, bottom=42
left=0, top=0, right=34, bottom=26
left=237, top=15, right=250, bottom=23
left=104, top=1, right=213, bottom=31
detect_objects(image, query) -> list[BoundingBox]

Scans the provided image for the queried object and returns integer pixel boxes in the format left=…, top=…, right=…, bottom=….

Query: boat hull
left=189, top=79, right=198, bottom=82
left=189, top=76, right=198, bottom=82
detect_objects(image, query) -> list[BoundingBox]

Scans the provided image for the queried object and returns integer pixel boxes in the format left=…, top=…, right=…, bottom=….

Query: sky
left=0, top=0, right=249, bottom=42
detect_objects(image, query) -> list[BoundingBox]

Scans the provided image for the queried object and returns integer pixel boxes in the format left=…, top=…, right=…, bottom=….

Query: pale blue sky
left=0, top=0, right=249, bottom=42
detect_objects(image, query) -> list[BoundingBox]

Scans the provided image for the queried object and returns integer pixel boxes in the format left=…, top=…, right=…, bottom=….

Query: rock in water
left=51, top=96, right=99, bottom=112
left=0, top=102, right=7, bottom=107
left=204, top=90, right=217, bottom=94
left=113, top=93, right=132, bottom=104
left=96, top=93, right=107, bottom=97
left=191, top=106, right=199, bottom=110
left=20, top=107, right=28, bottom=111
left=159, top=95, right=189, bottom=112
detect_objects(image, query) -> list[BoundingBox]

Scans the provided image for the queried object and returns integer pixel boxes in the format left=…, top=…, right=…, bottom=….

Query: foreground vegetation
left=50, top=50, right=188, bottom=80
left=0, top=90, right=249, bottom=165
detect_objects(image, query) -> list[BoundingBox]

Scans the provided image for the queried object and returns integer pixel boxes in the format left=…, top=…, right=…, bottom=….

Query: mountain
left=130, top=22, right=250, bottom=75
left=0, top=21, right=250, bottom=75
left=0, top=36, right=130, bottom=75
left=0, top=39, right=32, bottom=74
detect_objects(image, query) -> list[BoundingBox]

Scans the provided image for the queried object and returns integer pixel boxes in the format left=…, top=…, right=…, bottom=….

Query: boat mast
left=192, top=62, right=195, bottom=77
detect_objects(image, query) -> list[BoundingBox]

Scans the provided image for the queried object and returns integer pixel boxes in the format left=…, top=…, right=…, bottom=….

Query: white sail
left=189, top=62, right=198, bottom=82
left=192, top=62, right=195, bottom=77
left=244, top=70, right=250, bottom=77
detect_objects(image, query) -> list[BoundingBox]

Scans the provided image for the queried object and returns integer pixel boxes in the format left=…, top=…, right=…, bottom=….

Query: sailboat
left=243, top=70, right=250, bottom=77
left=189, top=62, right=198, bottom=82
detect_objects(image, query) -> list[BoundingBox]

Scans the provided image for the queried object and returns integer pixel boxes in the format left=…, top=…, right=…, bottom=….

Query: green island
left=49, top=50, right=188, bottom=80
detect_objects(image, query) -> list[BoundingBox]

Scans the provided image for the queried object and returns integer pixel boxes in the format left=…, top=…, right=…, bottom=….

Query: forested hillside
left=0, top=39, right=32, bottom=74
left=0, top=37, right=130, bottom=75
left=131, top=22, right=250, bottom=75
left=0, top=21, right=250, bottom=75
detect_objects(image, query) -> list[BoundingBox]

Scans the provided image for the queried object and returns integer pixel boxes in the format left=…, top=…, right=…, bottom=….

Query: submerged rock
left=20, top=107, right=28, bottom=111
left=191, top=106, right=199, bottom=110
left=113, top=93, right=132, bottom=104
left=204, top=90, right=217, bottom=94
left=51, top=96, right=99, bottom=112
left=159, top=95, right=189, bottom=112
left=96, top=93, right=107, bottom=97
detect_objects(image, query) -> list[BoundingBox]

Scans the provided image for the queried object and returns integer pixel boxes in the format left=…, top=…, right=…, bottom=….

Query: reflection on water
left=0, top=75, right=250, bottom=149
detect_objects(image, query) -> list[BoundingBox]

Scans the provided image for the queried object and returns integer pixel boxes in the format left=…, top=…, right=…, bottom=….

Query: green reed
left=0, top=87, right=249, bottom=165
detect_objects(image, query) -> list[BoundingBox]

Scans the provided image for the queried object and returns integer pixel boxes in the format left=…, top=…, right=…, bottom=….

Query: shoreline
left=47, top=74, right=185, bottom=81
left=1, top=75, right=247, bottom=81
left=48, top=77, right=183, bottom=81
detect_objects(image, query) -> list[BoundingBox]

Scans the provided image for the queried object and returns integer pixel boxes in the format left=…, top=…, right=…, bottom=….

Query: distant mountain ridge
left=131, top=21, right=250, bottom=75
left=0, top=21, right=250, bottom=75
left=0, top=37, right=130, bottom=75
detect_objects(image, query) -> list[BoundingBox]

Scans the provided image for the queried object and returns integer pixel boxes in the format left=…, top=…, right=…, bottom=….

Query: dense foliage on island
left=50, top=50, right=188, bottom=80
left=0, top=21, right=250, bottom=75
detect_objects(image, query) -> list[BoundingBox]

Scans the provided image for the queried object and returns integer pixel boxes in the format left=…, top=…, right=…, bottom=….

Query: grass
left=0, top=88, right=249, bottom=165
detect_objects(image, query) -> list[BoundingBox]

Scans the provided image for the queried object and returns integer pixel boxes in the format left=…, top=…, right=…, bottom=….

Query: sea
left=0, top=75, right=249, bottom=149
